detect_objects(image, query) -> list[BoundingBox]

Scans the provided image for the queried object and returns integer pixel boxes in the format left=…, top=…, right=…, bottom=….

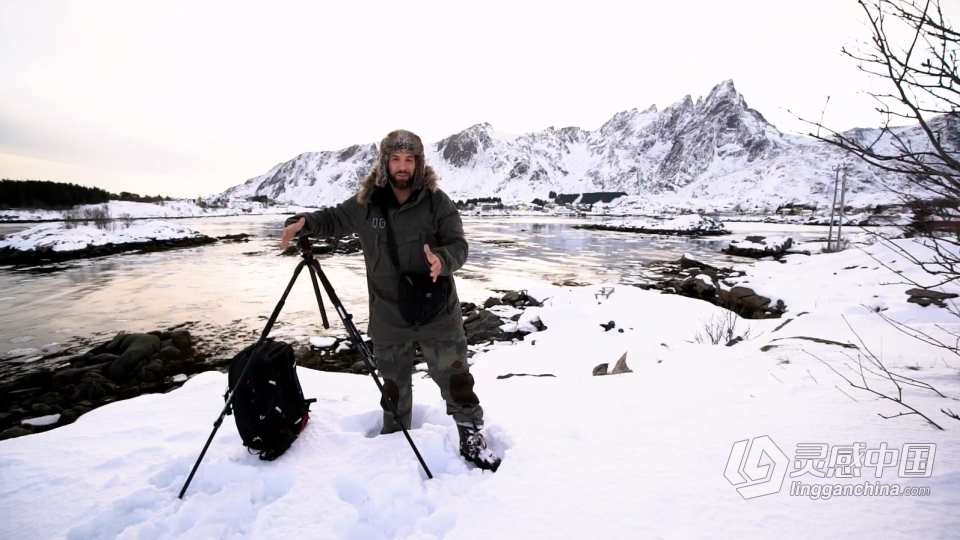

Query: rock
left=52, top=367, right=94, bottom=387
left=600, top=321, right=616, bottom=332
left=718, top=286, right=785, bottom=319
left=139, top=358, right=166, bottom=382
left=592, top=363, right=609, bottom=376
left=159, top=345, right=184, bottom=362
left=679, top=254, right=719, bottom=273
left=679, top=274, right=716, bottom=299
left=71, top=352, right=119, bottom=368
left=72, top=372, right=117, bottom=401
left=106, top=333, right=162, bottom=381
left=0, top=426, right=32, bottom=440
left=216, top=233, right=251, bottom=243
left=502, top=291, right=522, bottom=305
left=30, top=403, right=54, bottom=415
left=59, top=408, right=80, bottom=424
left=609, top=352, right=632, bottom=374
left=38, top=391, right=62, bottom=406
left=464, top=310, right=510, bottom=344
left=350, top=361, right=367, bottom=372
left=724, top=236, right=794, bottom=259
left=905, top=288, right=958, bottom=308
left=483, top=297, right=502, bottom=309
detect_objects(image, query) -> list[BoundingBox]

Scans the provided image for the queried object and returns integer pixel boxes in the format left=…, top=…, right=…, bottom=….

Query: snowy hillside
left=218, top=80, right=949, bottom=211
left=2, top=235, right=959, bottom=539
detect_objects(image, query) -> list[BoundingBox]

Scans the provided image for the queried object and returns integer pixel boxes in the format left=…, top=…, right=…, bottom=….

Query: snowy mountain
left=218, top=80, right=950, bottom=212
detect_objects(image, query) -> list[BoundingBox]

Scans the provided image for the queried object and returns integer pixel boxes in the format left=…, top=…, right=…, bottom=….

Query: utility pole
left=826, top=162, right=848, bottom=251
left=837, top=163, right=848, bottom=248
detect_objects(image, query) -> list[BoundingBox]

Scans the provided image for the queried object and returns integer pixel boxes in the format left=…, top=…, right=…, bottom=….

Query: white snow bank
left=0, top=220, right=205, bottom=252
left=1, top=239, right=959, bottom=539
left=0, top=200, right=317, bottom=222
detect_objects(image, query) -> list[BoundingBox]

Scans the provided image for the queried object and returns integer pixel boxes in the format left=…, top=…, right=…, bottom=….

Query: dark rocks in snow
left=718, top=286, right=786, bottom=319
left=905, top=287, right=959, bottom=308
left=296, top=335, right=376, bottom=375
left=0, top=236, right=219, bottom=266
left=296, top=290, right=547, bottom=375
left=463, top=290, right=546, bottom=345
left=0, top=288, right=548, bottom=441
left=610, top=352, right=632, bottom=374
left=0, top=327, right=216, bottom=440
left=644, top=254, right=786, bottom=319
left=723, top=235, right=794, bottom=259
left=593, top=352, right=632, bottom=376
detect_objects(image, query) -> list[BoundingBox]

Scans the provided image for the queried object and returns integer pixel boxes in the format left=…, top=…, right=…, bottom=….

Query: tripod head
left=296, top=234, right=315, bottom=258
left=295, top=234, right=343, bottom=261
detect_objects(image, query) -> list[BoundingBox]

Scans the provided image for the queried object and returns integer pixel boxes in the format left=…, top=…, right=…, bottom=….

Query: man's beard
left=388, top=171, right=413, bottom=190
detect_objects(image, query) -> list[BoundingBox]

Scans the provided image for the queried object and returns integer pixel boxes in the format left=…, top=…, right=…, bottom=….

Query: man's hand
left=280, top=217, right=305, bottom=250
left=424, top=244, right=443, bottom=282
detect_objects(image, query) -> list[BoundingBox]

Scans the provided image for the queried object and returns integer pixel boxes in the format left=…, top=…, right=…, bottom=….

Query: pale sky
left=2, top=0, right=952, bottom=198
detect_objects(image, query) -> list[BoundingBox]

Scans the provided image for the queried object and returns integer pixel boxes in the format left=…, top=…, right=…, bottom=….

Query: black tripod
left=178, top=235, right=433, bottom=499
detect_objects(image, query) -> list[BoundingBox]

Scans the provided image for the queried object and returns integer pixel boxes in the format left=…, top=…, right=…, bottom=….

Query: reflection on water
left=0, top=214, right=841, bottom=357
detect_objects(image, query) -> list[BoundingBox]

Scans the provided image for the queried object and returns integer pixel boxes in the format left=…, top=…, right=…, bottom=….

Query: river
left=0, top=215, right=843, bottom=360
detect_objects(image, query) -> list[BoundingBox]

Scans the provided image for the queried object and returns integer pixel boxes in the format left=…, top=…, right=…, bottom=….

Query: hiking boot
left=457, top=423, right=502, bottom=472
left=380, top=410, right=411, bottom=435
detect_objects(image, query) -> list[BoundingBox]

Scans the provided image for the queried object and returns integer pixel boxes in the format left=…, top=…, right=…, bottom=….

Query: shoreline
left=0, top=289, right=549, bottom=440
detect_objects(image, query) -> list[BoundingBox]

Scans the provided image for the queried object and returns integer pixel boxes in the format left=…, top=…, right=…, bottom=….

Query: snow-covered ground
left=0, top=200, right=316, bottom=223
left=1, top=236, right=959, bottom=539
left=0, top=220, right=206, bottom=252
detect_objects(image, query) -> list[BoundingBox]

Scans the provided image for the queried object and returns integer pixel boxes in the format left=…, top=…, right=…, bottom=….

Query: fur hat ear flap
left=375, top=157, right=389, bottom=188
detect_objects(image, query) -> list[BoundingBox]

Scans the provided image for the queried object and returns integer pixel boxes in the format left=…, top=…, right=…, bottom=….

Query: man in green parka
left=280, top=129, right=500, bottom=471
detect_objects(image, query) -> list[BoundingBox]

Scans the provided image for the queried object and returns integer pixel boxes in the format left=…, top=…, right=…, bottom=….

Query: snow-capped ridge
left=217, top=79, right=946, bottom=210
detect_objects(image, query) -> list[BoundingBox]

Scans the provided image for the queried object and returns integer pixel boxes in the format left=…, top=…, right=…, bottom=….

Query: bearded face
left=387, top=150, right=416, bottom=190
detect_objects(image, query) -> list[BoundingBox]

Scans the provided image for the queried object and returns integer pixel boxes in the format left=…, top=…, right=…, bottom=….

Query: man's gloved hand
left=280, top=217, right=305, bottom=250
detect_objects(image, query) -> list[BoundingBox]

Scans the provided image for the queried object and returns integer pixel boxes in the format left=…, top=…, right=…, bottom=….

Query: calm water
left=0, top=215, right=841, bottom=358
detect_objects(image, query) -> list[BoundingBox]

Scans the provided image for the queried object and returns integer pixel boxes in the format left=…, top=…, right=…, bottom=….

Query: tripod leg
left=179, top=259, right=309, bottom=499
left=305, top=258, right=434, bottom=479
left=306, top=262, right=331, bottom=329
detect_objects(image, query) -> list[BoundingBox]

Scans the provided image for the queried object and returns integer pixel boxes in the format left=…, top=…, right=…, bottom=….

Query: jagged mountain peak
left=220, top=78, right=923, bottom=211
left=435, top=123, right=497, bottom=168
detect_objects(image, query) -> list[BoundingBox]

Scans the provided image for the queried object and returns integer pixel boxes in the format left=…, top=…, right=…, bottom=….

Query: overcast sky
left=2, top=0, right=953, bottom=198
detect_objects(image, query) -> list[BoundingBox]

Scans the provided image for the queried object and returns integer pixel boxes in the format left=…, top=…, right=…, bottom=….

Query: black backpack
left=226, top=339, right=315, bottom=460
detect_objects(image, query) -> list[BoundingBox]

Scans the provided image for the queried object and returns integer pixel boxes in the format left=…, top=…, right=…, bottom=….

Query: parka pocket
left=396, top=230, right=427, bottom=273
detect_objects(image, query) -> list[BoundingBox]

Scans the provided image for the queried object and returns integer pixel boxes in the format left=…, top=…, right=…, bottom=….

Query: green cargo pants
left=374, top=336, right=484, bottom=433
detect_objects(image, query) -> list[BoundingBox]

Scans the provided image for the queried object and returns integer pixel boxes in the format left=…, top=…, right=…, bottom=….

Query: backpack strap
left=377, top=201, right=402, bottom=270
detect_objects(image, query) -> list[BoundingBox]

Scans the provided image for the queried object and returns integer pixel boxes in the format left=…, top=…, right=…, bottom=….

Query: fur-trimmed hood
left=356, top=129, right=441, bottom=205
left=357, top=165, right=440, bottom=206
left=356, top=164, right=439, bottom=206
